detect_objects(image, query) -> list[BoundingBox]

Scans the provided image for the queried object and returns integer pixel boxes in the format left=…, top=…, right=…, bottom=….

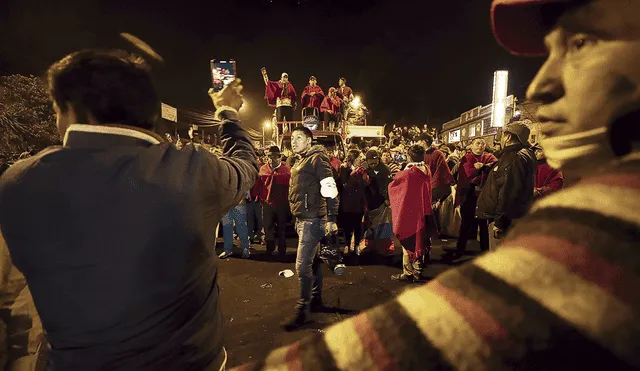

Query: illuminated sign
left=449, top=129, right=461, bottom=143
left=491, top=71, right=509, bottom=128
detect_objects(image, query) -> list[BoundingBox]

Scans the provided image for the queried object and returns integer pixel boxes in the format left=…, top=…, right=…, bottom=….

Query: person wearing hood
left=476, top=121, right=536, bottom=250
left=262, top=69, right=297, bottom=123
left=320, top=88, right=342, bottom=131
left=532, top=144, right=564, bottom=199
left=283, top=127, right=339, bottom=331
left=301, top=76, right=325, bottom=112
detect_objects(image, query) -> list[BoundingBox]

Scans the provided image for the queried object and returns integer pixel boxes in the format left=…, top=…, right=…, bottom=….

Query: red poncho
left=320, top=95, right=342, bottom=114
left=424, top=148, right=454, bottom=198
left=535, top=161, right=564, bottom=198
left=388, top=165, right=437, bottom=261
left=258, top=163, right=291, bottom=207
left=301, top=85, right=325, bottom=110
left=455, top=152, right=498, bottom=206
left=265, top=81, right=297, bottom=109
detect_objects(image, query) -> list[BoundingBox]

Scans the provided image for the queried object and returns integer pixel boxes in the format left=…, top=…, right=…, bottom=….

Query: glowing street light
left=491, top=70, right=509, bottom=128
left=352, top=96, right=362, bottom=108
left=262, top=119, right=272, bottom=147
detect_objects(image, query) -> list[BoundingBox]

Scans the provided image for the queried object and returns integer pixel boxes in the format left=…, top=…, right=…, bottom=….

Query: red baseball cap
left=491, top=0, right=575, bottom=56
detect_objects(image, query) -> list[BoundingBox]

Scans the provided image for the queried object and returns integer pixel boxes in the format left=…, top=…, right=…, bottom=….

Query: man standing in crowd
left=262, top=68, right=297, bottom=123
left=477, top=122, right=536, bottom=250
left=389, top=145, right=436, bottom=283
left=320, top=88, right=342, bottom=131
left=246, top=179, right=264, bottom=245
left=532, top=144, right=565, bottom=199
left=237, top=0, right=640, bottom=368
left=0, top=50, right=257, bottom=370
left=259, top=146, right=291, bottom=257
left=453, top=137, right=497, bottom=256
left=419, top=134, right=454, bottom=233
left=284, top=127, right=339, bottom=331
left=363, top=149, right=394, bottom=256
left=301, top=76, right=325, bottom=113
left=337, top=149, right=368, bottom=260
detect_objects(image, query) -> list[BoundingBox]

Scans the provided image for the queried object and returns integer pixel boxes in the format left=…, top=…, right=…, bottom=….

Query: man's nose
left=526, top=57, right=564, bottom=104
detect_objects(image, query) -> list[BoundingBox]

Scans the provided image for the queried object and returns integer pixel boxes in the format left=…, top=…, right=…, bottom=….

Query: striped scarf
left=233, top=154, right=640, bottom=370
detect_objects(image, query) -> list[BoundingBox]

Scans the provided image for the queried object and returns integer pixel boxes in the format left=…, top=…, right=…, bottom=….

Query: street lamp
left=352, top=96, right=362, bottom=108
left=262, top=120, right=271, bottom=147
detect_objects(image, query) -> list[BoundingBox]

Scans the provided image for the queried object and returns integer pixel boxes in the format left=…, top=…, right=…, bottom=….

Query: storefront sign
left=449, top=129, right=461, bottom=143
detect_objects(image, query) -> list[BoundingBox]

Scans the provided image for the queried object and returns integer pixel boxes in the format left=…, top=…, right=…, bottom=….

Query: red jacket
left=336, top=86, right=353, bottom=102
left=320, top=95, right=342, bottom=114
left=301, top=85, right=325, bottom=110
left=265, top=81, right=297, bottom=109
left=534, top=161, right=564, bottom=198
left=258, top=163, right=291, bottom=207
left=330, top=157, right=341, bottom=173
left=456, top=152, right=498, bottom=206
left=424, top=148, right=454, bottom=201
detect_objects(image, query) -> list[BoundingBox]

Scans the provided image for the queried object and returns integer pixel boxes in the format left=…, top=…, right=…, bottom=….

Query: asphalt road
left=216, top=237, right=484, bottom=368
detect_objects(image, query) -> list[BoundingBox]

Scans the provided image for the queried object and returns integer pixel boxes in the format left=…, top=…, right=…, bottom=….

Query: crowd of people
left=0, top=0, right=640, bottom=369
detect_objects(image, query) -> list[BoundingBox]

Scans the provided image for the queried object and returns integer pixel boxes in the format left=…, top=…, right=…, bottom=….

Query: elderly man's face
left=527, top=0, right=640, bottom=141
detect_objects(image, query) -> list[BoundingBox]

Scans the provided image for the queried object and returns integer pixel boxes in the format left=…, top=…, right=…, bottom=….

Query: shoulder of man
left=0, top=146, right=63, bottom=188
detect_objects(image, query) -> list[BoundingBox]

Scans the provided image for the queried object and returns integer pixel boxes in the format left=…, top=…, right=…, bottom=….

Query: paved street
left=216, top=237, right=484, bottom=368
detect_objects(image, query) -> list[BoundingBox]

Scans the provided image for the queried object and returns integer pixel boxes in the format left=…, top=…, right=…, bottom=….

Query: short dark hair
left=291, top=126, right=313, bottom=140
left=47, top=49, right=160, bottom=130
left=408, top=145, right=425, bottom=162
left=268, top=145, right=281, bottom=154
left=420, top=133, right=434, bottom=146
left=339, top=77, right=346, bottom=83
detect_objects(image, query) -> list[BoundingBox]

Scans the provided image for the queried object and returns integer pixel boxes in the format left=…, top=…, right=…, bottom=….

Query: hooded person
left=388, top=145, right=438, bottom=283
left=301, top=76, right=325, bottom=112
left=262, top=69, right=297, bottom=123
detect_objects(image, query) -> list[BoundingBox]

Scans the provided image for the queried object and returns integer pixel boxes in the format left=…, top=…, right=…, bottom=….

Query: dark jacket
left=0, top=109, right=258, bottom=371
left=288, top=145, right=339, bottom=222
left=476, top=144, right=536, bottom=230
left=338, top=165, right=368, bottom=214
left=365, top=163, right=391, bottom=211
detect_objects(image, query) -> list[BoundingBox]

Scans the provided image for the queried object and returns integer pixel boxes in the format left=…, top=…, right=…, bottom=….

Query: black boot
left=310, top=296, right=324, bottom=313
left=282, top=306, right=310, bottom=332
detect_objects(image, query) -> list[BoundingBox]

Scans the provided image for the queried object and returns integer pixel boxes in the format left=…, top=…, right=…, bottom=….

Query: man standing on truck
left=262, top=68, right=297, bottom=124
left=321, top=88, right=342, bottom=131
left=301, top=76, right=325, bottom=113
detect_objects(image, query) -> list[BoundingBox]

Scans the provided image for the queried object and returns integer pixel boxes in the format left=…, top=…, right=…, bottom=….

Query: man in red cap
left=237, top=1, right=640, bottom=368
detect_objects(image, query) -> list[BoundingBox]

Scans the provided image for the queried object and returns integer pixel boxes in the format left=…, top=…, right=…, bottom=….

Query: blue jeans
left=221, top=205, right=250, bottom=253
left=295, top=218, right=325, bottom=308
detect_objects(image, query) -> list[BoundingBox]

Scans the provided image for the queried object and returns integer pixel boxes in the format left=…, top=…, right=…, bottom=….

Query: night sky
left=0, top=0, right=545, bottom=130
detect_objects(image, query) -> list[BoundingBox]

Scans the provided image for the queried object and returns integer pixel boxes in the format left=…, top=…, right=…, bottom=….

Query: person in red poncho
left=452, top=138, right=497, bottom=256
left=532, top=144, right=564, bottom=199
left=262, top=68, right=297, bottom=123
left=419, top=133, right=454, bottom=234
left=389, top=145, right=438, bottom=282
left=258, top=146, right=291, bottom=257
left=301, top=76, right=325, bottom=112
left=320, top=88, right=342, bottom=131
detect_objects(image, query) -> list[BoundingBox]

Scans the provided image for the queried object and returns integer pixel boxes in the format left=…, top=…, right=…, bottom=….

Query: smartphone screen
left=210, top=60, right=237, bottom=92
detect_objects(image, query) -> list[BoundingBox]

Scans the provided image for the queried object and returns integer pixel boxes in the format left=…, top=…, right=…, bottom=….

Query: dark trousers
left=456, top=193, right=489, bottom=252
left=277, top=106, right=294, bottom=122
left=246, top=201, right=263, bottom=241
left=323, top=112, right=341, bottom=130
left=263, top=202, right=288, bottom=253
left=338, top=212, right=364, bottom=251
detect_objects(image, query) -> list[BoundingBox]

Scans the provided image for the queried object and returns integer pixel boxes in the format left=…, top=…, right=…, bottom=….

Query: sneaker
left=310, top=297, right=324, bottom=313
left=219, top=251, right=233, bottom=259
left=391, top=274, right=415, bottom=283
left=242, top=248, right=250, bottom=259
left=282, top=307, right=310, bottom=332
